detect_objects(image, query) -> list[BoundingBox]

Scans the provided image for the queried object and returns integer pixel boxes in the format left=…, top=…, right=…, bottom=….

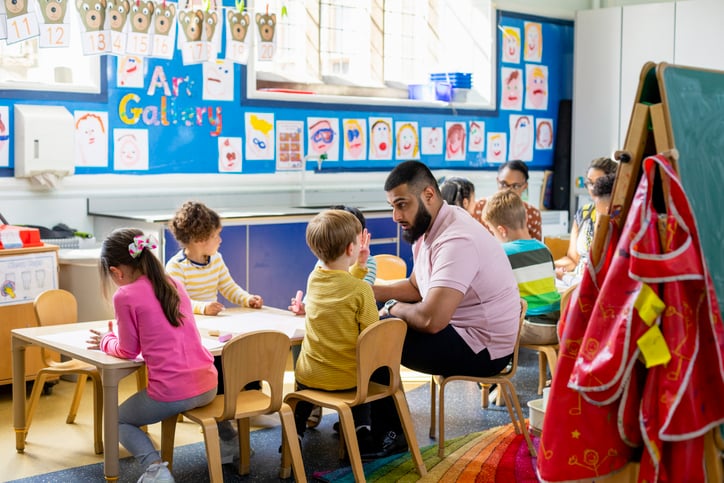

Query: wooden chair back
left=34, top=289, right=77, bottom=365
left=373, top=254, right=407, bottom=281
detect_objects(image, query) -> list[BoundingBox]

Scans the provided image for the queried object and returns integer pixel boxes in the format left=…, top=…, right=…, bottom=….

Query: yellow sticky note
left=637, top=325, right=671, bottom=368
left=634, top=283, right=666, bottom=326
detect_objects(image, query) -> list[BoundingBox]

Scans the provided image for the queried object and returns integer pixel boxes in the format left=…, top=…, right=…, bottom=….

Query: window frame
left=244, top=0, right=497, bottom=113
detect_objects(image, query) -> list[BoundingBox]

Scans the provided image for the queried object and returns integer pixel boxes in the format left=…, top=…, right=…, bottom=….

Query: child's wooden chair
left=373, top=254, right=407, bottom=283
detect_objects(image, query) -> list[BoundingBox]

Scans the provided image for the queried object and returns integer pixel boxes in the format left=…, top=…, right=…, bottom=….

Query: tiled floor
left=1, top=350, right=543, bottom=482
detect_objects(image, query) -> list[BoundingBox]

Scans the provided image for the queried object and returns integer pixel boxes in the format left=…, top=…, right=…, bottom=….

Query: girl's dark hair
left=499, top=159, right=530, bottom=181
left=100, top=228, right=185, bottom=327
left=440, top=177, right=475, bottom=207
left=330, top=205, right=366, bottom=230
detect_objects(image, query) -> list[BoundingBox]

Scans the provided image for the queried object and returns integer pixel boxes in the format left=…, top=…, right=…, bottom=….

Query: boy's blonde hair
left=306, top=210, right=362, bottom=263
left=482, top=190, right=526, bottom=231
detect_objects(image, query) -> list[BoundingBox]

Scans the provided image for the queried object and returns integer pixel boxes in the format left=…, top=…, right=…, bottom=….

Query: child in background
left=440, top=177, right=477, bottom=215
left=87, top=228, right=217, bottom=483
left=482, top=190, right=561, bottom=345
left=293, top=209, right=380, bottom=452
left=166, top=200, right=263, bottom=314
left=165, top=200, right=263, bottom=462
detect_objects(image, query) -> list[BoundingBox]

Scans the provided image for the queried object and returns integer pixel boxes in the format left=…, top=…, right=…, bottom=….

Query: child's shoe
left=137, top=461, right=174, bottom=483
left=220, top=435, right=239, bottom=464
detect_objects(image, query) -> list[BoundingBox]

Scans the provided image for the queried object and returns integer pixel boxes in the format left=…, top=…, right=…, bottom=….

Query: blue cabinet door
left=248, top=222, right=317, bottom=310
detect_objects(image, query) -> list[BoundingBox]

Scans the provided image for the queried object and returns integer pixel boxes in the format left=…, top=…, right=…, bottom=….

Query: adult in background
left=473, top=159, right=543, bottom=240
left=366, top=161, right=520, bottom=459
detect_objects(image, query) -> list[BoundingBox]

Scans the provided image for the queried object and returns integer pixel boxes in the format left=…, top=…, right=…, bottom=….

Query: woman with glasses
left=554, top=157, right=618, bottom=277
left=472, top=160, right=543, bottom=240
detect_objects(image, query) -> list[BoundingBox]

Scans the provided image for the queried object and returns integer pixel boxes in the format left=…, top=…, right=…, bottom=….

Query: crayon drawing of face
left=204, top=60, right=233, bottom=99
left=526, top=66, right=547, bottom=109
left=501, top=68, right=522, bottom=110
left=370, top=119, right=392, bottom=158
left=344, top=119, right=364, bottom=158
left=0, top=112, right=9, bottom=154
left=524, top=22, right=542, bottom=61
left=116, top=134, right=140, bottom=167
left=75, top=113, right=107, bottom=166
left=218, top=137, right=241, bottom=171
left=469, top=121, right=484, bottom=152
left=487, top=133, right=507, bottom=163
left=423, top=127, right=442, bottom=154
left=396, top=123, right=418, bottom=159
left=309, top=119, right=335, bottom=154
left=247, top=114, right=273, bottom=158
left=502, top=27, right=520, bottom=64
left=118, top=55, right=143, bottom=87
left=510, top=115, right=533, bottom=160
left=536, top=120, right=553, bottom=149
left=446, top=123, right=466, bottom=160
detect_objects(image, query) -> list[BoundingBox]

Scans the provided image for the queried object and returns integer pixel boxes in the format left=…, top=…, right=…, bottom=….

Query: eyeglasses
left=497, top=180, right=526, bottom=190
left=311, top=128, right=335, bottom=144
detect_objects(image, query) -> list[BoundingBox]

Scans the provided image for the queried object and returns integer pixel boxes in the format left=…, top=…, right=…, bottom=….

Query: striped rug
left=314, top=423, right=540, bottom=482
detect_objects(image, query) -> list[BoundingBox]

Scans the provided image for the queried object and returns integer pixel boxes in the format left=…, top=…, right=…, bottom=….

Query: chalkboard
left=658, top=63, right=724, bottom=313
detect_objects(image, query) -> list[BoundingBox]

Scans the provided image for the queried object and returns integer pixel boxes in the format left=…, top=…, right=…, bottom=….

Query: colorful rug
left=313, top=423, right=540, bottom=482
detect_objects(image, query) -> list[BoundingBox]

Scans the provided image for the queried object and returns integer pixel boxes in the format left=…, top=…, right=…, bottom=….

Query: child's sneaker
left=220, top=435, right=240, bottom=464
left=137, top=461, right=174, bottom=483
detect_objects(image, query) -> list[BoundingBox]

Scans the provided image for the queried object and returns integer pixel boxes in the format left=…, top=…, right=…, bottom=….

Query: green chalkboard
left=658, top=63, right=724, bottom=312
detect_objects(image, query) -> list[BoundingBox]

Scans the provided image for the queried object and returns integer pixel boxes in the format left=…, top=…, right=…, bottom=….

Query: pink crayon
left=218, top=332, right=233, bottom=343
left=295, top=290, right=303, bottom=306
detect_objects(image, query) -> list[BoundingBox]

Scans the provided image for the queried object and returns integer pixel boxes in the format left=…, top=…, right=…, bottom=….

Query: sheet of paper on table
left=196, top=310, right=305, bottom=350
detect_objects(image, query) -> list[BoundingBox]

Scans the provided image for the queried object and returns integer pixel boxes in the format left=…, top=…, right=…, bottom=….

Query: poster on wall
left=420, top=126, right=443, bottom=155
left=509, top=114, right=533, bottom=161
left=368, top=117, right=393, bottom=161
left=276, top=120, right=304, bottom=170
left=501, top=26, right=520, bottom=64
left=524, top=21, right=543, bottom=62
left=536, top=118, right=554, bottom=150
left=395, top=121, right=419, bottom=160
left=202, top=59, right=235, bottom=101
left=74, top=111, right=109, bottom=167
left=0, top=252, right=58, bottom=307
left=468, top=121, right=485, bottom=153
left=525, top=64, right=548, bottom=110
left=500, top=67, right=523, bottom=111
left=342, top=118, right=367, bottom=161
left=487, top=132, right=507, bottom=164
left=218, top=136, right=242, bottom=172
left=307, top=117, right=339, bottom=162
left=113, top=128, right=149, bottom=170
left=117, top=55, right=145, bottom=88
left=445, top=121, right=466, bottom=161
left=0, top=106, right=9, bottom=167
left=245, top=112, right=275, bottom=160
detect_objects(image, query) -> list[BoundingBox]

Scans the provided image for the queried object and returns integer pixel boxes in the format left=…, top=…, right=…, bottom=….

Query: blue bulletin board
left=0, top=10, right=572, bottom=177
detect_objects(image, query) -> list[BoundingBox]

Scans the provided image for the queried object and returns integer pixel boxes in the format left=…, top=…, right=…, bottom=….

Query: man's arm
left=386, top=286, right=463, bottom=334
left=372, top=272, right=422, bottom=303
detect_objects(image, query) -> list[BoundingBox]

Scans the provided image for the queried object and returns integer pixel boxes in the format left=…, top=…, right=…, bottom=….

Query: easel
left=590, top=61, right=723, bottom=482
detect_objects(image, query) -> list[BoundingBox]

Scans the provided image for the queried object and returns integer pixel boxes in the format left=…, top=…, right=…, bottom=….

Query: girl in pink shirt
left=88, top=228, right=217, bottom=483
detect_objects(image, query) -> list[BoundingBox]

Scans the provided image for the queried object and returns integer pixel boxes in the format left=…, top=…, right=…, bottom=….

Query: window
left=248, top=0, right=495, bottom=109
left=0, top=27, right=103, bottom=96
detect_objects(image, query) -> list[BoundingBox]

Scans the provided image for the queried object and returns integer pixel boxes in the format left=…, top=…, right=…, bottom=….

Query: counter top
left=88, top=204, right=393, bottom=224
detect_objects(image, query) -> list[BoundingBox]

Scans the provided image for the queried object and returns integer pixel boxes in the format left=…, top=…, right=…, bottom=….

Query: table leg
left=101, top=366, right=139, bottom=482
left=12, top=336, right=28, bottom=453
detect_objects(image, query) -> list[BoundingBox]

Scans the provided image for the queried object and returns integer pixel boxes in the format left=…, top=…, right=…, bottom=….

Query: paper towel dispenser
left=14, top=104, right=75, bottom=178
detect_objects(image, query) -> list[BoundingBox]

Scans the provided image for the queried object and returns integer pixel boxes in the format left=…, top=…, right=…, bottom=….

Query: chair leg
left=481, top=383, right=490, bottom=409
left=237, top=417, right=252, bottom=476
left=24, top=372, right=49, bottom=439
left=160, top=414, right=179, bottom=470
left=200, top=421, right=224, bottom=483
left=278, top=404, right=306, bottom=482
left=500, top=381, right=536, bottom=457
left=392, top=390, right=426, bottom=477
left=429, top=376, right=437, bottom=439
left=338, top=406, right=365, bottom=482
left=66, top=374, right=89, bottom=424
left=437, top=378, right=447, bottom=458
left=537, top=351, right=547, bottom=395
left=544, top=347, right=558, bottom=379
left=90, top=373, right=104, bottom=455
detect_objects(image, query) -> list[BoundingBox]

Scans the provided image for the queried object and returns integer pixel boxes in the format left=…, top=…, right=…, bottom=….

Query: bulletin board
left=0, top=9, right=573, bottom=177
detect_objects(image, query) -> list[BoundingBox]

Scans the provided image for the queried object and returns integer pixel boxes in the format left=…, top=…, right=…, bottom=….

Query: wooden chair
left=429, top=299, right=535, bottom=458
left=284, top=318, right=426, bottom=483
left=160, top=331, right=305, bottom=483
left=26, top=289, right=103, bottom=454
left=373, top=254, right=407, bottom=283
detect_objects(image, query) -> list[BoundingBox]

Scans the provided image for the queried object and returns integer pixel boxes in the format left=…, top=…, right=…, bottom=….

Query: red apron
left=538, top=154, right=724, bottom=482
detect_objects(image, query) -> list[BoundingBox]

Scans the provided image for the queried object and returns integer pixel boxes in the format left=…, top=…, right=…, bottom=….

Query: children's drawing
left=0, top=107, right=9, bottom=167
left=203, top=8, right=222, bottom=61
left=501, top=26, right=520, bottom=64
left=368, top=117, right=392, bottom=160
left=225, top=7, right=250, bottom=64
left=276, top=120, right=304, bottom=170
left=113, top=128, right=149, bottom=170
left=74, top=0, right=110, bottom=54
left=255, top=6, right=276, bottom=61
left=536, top=118, right=554, bottom=150
left=117, top=55, right=144, bottom=88
left=468, top=121, right=485, bottom=153
left=2, top=0, right=40, bottom=44
left=487, top=132, right=507, bottom=163
left=395, top=121, right=419, bottom=160
left=106, top=0, right=130, bottom=54
left=203, top=59, right=234, bottom=101
left=307, top=117, right=339, bottom=161
left=421, top=127, right=443, bottom=155
left=177, top=6, right=207, bottom=64
left=445, top=122, right=466, bottom=161
left=342, top=118, right=367, bottom=161
left=151, top=0, right=176, bottom=58
left=75, top=111, right=109, bottom=167
left=125, top=0, right=155, bottom=57
left=218, top=136, right=242, bottom=172
left=500, top=67, right=523, bottom=111
left=509, top=115, right=533, bottom=161
left=245, top=112, right=275, bottom=160
left=37, top=0, right=72, bottom=47
left=524, top=21, right=542, bottom=62
left=525, top=64, right=548, bottom=110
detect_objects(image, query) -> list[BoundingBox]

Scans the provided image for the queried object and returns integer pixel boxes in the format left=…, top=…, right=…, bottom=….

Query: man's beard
left=401, top=199, right=432, bottom=244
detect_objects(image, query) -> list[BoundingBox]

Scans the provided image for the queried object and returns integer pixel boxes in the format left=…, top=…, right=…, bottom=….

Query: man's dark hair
left=384, top=161, right=440, bottom=196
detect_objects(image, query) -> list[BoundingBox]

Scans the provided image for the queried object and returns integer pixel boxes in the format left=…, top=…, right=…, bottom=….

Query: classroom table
left=12, top=306, right=304, bottom=482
